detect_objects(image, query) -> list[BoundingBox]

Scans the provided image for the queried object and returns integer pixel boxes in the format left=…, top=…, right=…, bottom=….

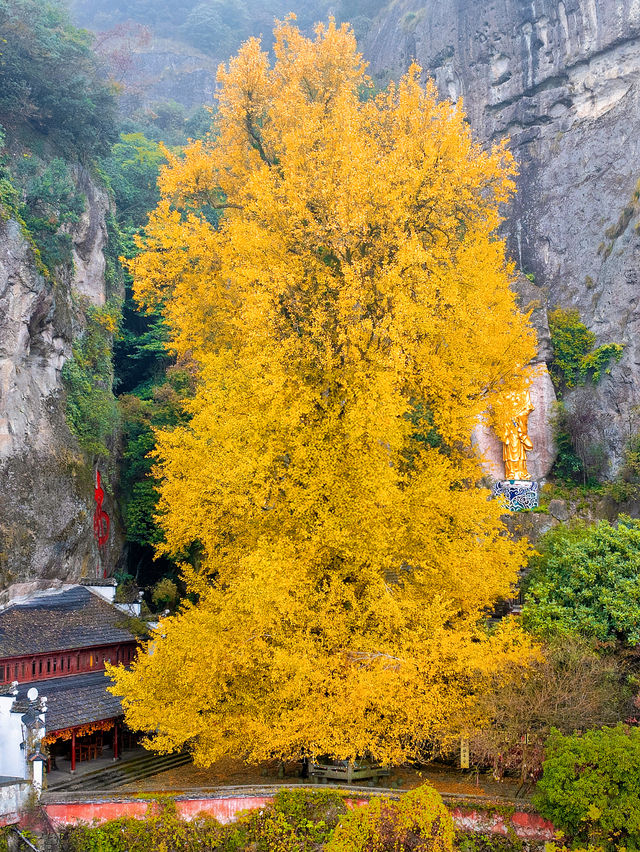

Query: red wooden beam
left=0, top=641, right=138, bottom=685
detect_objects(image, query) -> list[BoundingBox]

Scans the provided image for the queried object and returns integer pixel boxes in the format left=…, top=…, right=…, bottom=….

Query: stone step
left=48, top=751, right=191, bottom=792
left=99, top=753, right=191, bottom=790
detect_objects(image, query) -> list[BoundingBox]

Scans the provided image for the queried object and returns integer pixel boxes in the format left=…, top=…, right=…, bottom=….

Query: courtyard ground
left=117, top=756, right=527, bottom=801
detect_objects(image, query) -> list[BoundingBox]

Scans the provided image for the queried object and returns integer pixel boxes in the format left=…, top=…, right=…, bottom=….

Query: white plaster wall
left=0, top=695, right=27, bottom=780
left=0, top=781, right=30, bottom=826
left=87, top=584, right=116, bottom=604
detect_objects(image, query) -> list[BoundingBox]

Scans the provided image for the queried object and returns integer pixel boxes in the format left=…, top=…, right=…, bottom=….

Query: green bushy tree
left=522, top=517, right=640, bottom=645
left=21, top=157, right=87, bottom=270
left=151, top=577, right=179, bottom=612
left=118, top=367, right=193, bottom=550
left=535, top=725, right=640, bottom=851
left=101, top=132, right=166, bottom=226
left=0, top=0, right=118, bottom=156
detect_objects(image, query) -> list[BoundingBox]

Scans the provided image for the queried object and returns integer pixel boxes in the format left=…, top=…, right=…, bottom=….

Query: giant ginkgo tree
left=109, top=18, right=538, bottom=766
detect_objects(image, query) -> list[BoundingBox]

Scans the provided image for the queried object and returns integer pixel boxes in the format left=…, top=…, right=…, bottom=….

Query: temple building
left=0, top=580, right=138, bottom=778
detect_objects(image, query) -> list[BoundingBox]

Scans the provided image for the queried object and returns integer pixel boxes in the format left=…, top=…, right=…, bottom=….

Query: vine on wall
left=548, top=308, right=623, bottom=393
left=62, top=297, right=121, bottom=458
left=548, top=308, right=623, bottom=485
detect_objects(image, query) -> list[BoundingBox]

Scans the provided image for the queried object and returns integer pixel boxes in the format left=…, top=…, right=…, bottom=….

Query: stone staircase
left=47, top=750, right=191, bottom=792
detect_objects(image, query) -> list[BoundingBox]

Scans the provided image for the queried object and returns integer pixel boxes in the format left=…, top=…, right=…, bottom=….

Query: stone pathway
left=117, top=757, right=527, bottom=801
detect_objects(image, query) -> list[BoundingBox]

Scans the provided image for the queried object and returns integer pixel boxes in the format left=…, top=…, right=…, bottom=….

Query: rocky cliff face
left=117, top=37, right=218, bottom=114
left=365, top=0, right=640, bottom=468
left=0, top=169, right=123, bottom=601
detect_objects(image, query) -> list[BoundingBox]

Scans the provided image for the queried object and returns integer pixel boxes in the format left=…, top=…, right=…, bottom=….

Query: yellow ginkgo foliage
left=109, top=18, right=539, bottom=766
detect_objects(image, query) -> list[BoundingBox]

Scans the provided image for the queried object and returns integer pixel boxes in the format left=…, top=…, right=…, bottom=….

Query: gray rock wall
left=365, top=0, right=640, bottom=468
left=0, top=170, right=123, bottom=597
left=115, top=37, right=218, bottom=114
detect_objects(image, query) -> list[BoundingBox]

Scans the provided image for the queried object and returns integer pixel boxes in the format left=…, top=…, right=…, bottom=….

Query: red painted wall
left=176, top=797, right=272, bottom=823
left=45, top=801, right=150, bottom=824
left=42, top=794, right=556, bottom=841
left=450, top=806, right=555, bottom=842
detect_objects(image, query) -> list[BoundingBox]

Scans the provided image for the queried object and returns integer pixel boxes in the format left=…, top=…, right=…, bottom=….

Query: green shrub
left=103, top=210, right=126, bottom=296
left=151, top=577, right=179, bottom=612
left=522, top=517, right=640, bottom=645
left=327, top=784, right=454, bottom=852
left=606, top=433, right=640, bottom=504
left=455, top=833, right=522, bottom=852
left=61, top=798, right=227, bottom=851
left=100, top=132, right=166, bottom=226
left=24, top=157, right=85, bottom=223
left=18, top=157, right=86, bottom=270
left=535, top=725, right=640, bottom=851
left=245, top=788, right=347, bottom=851
left=60, top=789, right=347, bottom=851
left=548, top=308, right=623, bottom=394
left=0, top=175, right=19, bottom=219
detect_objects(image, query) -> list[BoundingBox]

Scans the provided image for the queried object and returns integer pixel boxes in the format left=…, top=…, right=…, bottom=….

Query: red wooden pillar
left=113, top=722, right=119, bottom=761
left=71, top=728, right=76, bottom=773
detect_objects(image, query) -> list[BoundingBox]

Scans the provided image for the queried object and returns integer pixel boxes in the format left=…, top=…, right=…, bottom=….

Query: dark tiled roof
left=0, top=587, right=136, bottom=657
left=12, top=671, right=123, bottom=732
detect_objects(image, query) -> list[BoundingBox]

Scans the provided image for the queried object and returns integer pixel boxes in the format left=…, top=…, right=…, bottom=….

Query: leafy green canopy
left=535, top=725, right=640, bottom=852
left=522, top=517, right=640, bottom=645
left=102, top=133, right=167, bottom=227
left=101, top=134, right=186, bottom=554
left=118, top=368, right=192, bottom=549
left=0, top=0, right=118, bottom=156
left=21, top=156, right=87, bottom=270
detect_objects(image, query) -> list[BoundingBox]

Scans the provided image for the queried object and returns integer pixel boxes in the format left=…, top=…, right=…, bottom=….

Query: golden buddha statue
left=497, top=389, right=534, bottom=481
